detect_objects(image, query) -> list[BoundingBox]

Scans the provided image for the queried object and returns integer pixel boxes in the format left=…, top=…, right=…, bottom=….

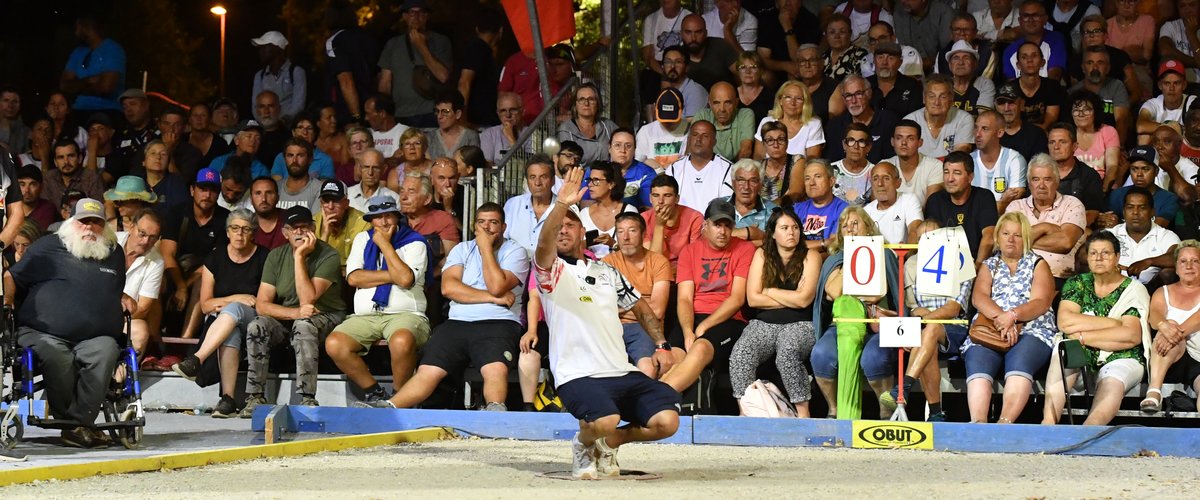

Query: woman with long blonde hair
left=752, top=80, right=824, bottom=160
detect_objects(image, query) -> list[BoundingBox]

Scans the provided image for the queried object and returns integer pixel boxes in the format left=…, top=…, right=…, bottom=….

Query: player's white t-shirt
left=1139, top=95, right=1198, bottom=125
left=665, top=154, right=734, bottom=213
left=371, top=122, right=409, bottom=159
left=971, top=147, right=1027, bottom=201
left=887, top=154, right=944, bottom=207
left=536, top=257, right=641, bottom=387
left=635, top=121, right=689, bottom=170
left=864, top=192, right=923, bottom=244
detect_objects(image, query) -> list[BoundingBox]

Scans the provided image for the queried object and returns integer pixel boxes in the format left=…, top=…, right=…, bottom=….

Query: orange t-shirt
left=603, top=250, right=673, bottom=324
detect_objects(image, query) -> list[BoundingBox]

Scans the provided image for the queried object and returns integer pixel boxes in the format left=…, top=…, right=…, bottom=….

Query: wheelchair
left=1, top=310, right=145, bottom=450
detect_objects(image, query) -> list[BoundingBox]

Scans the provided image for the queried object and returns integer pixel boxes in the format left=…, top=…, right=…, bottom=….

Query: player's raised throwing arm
left=535, top=166, right=587, bottom=271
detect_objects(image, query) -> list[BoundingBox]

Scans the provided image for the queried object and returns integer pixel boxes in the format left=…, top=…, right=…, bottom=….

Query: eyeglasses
left=368, top=201, right=397, bottom=212
left=841, top=90, right=867, bottom=100
left=402, top=141, right=424, bottom=148
left=1083, top=28, right=1104, bottom=35
left=1072, top=105, right=1094, bottom=115
left=434, top=108, right=454, bottom=116
left=586, top=177, right=608, bottom=184
left=558, top=152, right=581, bottom=162
left=763, top=137, right=787, bottom=146
left=843, top=138, right=871, bottom=148
left=135, top=229, right=161, bottom=241
left=1087, top=250, right=1116, bottom=259
left=227, top=224, right=255, bottom=235
left=737, top=65, right=758, bottom=71
left=576, top=97, right=598, bottom=104
left=781, top=95, right=805, bottom=103
left=350, top=139, right=371, bottom=147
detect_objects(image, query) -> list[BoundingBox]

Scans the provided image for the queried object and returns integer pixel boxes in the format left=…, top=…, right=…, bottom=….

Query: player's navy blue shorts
left=556, top=372, right=681, bottom=427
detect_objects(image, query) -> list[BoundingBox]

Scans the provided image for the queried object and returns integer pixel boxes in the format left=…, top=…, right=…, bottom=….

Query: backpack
left=739, top=379, right=797, bottom=418
left=533, top=370, right=564, bottom=412
left=679, top=368, right=717, bottom=415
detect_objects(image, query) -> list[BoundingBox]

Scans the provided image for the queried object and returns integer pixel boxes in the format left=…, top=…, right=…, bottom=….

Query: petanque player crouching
left=533, top=166, right=680, bottom=479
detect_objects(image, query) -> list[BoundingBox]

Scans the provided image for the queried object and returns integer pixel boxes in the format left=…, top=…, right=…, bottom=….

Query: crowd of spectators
left=4, top=0, right=1200, bottom=433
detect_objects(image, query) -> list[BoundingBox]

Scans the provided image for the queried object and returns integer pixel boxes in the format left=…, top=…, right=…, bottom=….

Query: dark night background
left=0, top=0, right=525, bottom=120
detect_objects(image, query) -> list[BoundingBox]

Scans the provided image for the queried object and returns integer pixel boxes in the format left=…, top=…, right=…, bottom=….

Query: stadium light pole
left=211, top=5, right=227, bottom=97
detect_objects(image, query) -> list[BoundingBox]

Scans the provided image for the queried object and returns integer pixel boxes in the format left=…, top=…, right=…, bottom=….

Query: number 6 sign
left=879, top=316, right=922, bottom=348
left=843, top=236, right=886, bottom=297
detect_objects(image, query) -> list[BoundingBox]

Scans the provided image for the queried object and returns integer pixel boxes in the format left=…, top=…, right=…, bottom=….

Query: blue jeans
left=810, top=326, right=897, bottom=381
left=963, top=335, right=1053, bottom=384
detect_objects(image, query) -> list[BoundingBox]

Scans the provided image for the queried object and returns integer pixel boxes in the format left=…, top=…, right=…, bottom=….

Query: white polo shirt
left=971, top=147, right=1027, bottom=201
left=665, top=154, right=734, bottom=213
left=1107, top=223, right=1181, bottom=283
left=116, top=232, right=165, bottom=300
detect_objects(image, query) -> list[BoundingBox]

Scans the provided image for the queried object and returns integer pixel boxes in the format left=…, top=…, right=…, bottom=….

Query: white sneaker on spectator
left=593, top=437, right=620, bottom=477
left=571, top=433, right=598, bottom=480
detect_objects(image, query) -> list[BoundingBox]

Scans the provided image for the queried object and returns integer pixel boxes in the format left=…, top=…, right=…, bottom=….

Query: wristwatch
left=656, top=341, right=672, bottom=351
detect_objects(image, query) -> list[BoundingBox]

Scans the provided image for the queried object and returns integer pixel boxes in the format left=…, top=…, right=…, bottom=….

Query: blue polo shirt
left=503, top=193, right=555, bottom=257
left=726, top=195, right=778, bottom=231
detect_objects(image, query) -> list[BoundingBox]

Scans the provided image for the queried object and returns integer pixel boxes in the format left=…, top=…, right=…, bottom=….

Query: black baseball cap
left=656, top=87, right=684, bottom=124
left=995, top=82, right=1020, bottom=103
left=1128, top=145, right=1157, bottom=166
left=319, top=179, right=347, bottom=200
left=283, top=206, right=314, bottom=227
left=704, top=198, right=736, bottom=224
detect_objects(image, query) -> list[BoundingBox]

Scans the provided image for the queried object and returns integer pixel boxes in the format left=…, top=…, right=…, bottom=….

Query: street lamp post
left=211, top=5, right=227, bottom=96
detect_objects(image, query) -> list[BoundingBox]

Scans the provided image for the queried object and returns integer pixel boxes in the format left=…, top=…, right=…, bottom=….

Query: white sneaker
left=571, top=433, right=597, bottom=480
left=593, top=437, right=620, bottom=477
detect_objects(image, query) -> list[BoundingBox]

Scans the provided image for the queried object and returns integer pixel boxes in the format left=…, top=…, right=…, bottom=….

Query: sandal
left=1140, top=388, right=1162, bottom=414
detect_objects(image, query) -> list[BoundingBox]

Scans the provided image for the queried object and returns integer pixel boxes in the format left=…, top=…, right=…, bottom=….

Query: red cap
left=1159, top=60, right=1185, bottom=78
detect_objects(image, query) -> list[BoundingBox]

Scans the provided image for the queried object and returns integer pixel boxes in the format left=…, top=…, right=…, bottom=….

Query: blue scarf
left=363, top=225, right=432, bottom=309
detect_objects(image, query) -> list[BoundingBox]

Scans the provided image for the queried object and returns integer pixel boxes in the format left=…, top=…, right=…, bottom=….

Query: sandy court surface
left=3, top=437, right=1199, bottom=499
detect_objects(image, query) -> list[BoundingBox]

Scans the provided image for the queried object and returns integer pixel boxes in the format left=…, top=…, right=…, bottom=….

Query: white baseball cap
left=251, top=31, right=288, bottom=49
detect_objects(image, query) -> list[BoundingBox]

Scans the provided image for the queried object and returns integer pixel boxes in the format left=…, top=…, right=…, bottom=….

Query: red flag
left=501, top=0, right=576, bottom=53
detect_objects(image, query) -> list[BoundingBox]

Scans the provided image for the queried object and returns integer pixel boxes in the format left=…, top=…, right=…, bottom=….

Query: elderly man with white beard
left=5, top=198, right=137, bottom=448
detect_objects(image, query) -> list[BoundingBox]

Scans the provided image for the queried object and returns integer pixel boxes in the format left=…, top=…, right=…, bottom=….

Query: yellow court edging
left=0, top=427, right=457, bottom=487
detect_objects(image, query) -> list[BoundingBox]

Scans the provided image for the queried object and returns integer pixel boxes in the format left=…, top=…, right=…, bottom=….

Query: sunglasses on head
left=369, top=201, right=397, bottom=212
